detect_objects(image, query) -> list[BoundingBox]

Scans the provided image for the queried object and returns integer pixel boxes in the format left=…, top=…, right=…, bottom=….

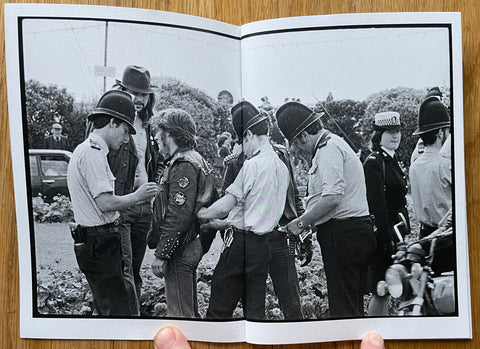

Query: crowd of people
left=65, top=64, right=453, bottom=320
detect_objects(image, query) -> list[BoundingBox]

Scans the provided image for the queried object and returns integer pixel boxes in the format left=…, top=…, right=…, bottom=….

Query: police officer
left=109, top=65, right=163, bottom=308
left=221, top=121, right=310, bottom=320
left=363, top=112, right=410, bottom=311
left=277, top=101, right=375, bottom=318
left=148, top=108, right=216, bottom=318
left=198, top=101, right=290, bottom=320
left=409, top=96, right=453, bottom=273
left=67, top=90, right=158, bottom=316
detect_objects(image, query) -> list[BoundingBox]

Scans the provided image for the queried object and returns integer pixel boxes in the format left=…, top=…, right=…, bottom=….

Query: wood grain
left=1, top=0, right=478, bottom=348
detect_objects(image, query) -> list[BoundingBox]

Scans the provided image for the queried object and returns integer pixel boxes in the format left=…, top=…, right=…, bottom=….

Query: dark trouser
left=267, top=230, right=303, bottom=320
left=316, top=216, right=375, bottom=318
left=420, top=224, right=455, bottom=275
left=119, top=203, right=152, bottom=307
left=164, top=237, right=203, bottom=318
left=207, top=228, right=270, bottom=320
left=74, top=227, right=137, bottom=316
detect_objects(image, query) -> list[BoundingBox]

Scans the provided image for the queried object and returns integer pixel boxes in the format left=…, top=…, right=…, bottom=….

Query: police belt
left=329, top=215, right=371, bottom=223
left=230, top=226, right=265, bottom=236
left=79, top=219, right=120, bottom=236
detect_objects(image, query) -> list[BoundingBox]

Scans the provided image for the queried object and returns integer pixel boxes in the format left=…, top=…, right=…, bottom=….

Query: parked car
left=29, top=149, right=72, bottom=201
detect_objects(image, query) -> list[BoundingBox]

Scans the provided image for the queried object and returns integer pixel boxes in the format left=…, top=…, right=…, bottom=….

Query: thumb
left=154, top=326, right=191, bottom=349
left=361, top=332, right=385, bottom=349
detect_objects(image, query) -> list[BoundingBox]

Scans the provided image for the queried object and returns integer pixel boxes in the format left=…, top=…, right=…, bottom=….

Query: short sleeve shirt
left=409, top=147, right=451, bottom=226
left=67, top=133, right=119, bottom=226
left=225, top=142, right=289, bottom=234
left=305, top=132, right=369, bottom=225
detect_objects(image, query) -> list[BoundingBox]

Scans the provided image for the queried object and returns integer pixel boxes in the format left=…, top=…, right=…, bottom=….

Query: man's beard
left=136, top=107, right=150, bottom=122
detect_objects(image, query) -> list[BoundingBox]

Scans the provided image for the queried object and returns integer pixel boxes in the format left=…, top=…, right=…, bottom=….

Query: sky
left=22, top=19, right=241, bottom=103
left=242, top=27, right=450, bottom=105
left=22, top=19, right=450, bottom=107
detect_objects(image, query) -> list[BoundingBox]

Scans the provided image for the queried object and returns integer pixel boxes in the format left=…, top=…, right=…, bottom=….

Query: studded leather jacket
left=148, top=147, right=216, bottom=260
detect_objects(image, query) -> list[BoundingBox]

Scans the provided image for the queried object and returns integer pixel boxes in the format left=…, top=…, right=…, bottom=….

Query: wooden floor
left=1, top=1, right=479, bottom=348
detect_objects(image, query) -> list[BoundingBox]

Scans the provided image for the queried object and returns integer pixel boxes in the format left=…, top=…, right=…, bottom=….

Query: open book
left=4, top=4, right=470, bottom=344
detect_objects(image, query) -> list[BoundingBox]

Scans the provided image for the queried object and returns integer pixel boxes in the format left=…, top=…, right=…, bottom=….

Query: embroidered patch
left=173, top=192, right=186, bottom=206
left=177, top=176, right=190, bottom=188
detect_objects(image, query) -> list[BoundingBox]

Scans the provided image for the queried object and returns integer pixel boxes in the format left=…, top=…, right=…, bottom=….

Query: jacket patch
left=173, top=192, right=186, bottom=206
left=177, top=176, right=190, bottom=188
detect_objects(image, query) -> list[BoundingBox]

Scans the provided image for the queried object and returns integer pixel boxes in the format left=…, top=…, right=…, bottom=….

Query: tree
left=361, top=87, right=426, bottom=166
left=153, top=77, right=233, bottom=178
left=314, top=99, right=367, bottom=158
left=25, top=80, right=89, bottom=151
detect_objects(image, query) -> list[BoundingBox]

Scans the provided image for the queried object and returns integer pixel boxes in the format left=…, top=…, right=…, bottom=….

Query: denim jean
left=74, top=229, right=136, bottom=316
left=164, top=237, right=203, bottom=318
left=119, top=202, right=153, bottom=308
left=267, top=230, right=303, bottom=320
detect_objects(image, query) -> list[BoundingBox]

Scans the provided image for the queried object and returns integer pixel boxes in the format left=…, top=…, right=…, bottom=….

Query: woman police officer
left=363, top=111, right=410, bottom=310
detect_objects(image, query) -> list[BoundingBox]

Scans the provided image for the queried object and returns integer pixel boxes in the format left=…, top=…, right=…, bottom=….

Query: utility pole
left=103, top=21, right=108, bottom=93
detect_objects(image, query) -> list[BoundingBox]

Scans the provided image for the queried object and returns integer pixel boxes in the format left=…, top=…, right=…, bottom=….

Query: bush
left=32, top=195, right=73, bottom=223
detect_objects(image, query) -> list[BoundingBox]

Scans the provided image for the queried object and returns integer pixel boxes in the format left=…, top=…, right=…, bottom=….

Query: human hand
left=286, top=218, right=303, bottom=236
left=154, top=326, right=190, bottom=349
left=361, top=332, right=385, bottom=349
left=153, top=327, right=384, bottom=349
left=152, top=257, right=168, bottom=278
left=200, top=219, right=228, bottom=230
left=135, top=182, right=158, bottom=202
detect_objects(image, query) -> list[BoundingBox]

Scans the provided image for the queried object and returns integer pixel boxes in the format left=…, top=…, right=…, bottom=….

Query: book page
left=5, top=3, right=245, bottom=341
left=240, top=12, right=470, bottom=344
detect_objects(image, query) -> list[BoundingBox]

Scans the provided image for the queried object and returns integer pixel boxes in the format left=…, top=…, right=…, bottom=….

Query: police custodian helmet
left=88, top=90, right=136, bottom=134
left=231, top=101, right=269, bottom=142
left=413, top=96, right=450, bottom=136
left=275, top=102, right=324, bottom=144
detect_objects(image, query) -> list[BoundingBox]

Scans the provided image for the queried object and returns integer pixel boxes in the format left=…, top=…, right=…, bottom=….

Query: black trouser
left=74, top=225, right=137, bottom=316
left=207, top=228, right=270, bottom=320
left=267, top=230, right=303, bottom=320
left=316, top=216, right=375, bottom=318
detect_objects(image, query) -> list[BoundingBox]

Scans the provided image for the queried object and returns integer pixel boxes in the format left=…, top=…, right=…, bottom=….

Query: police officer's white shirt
left=409, top=146, right=451, bottom=227
left=305, top=132, right=370, bottom=225
left=225, top=142, right=289, bottom=235
left=67, top=133, right=119, bottom=227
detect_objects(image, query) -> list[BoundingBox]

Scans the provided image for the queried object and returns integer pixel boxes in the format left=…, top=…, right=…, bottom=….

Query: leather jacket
left=108, top=124, right=162, bottom=195
left=148, top=147, right=217, bottom=259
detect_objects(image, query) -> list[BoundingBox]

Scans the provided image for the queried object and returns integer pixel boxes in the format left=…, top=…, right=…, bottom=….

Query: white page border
left=5, top=5, right=470, bottom=343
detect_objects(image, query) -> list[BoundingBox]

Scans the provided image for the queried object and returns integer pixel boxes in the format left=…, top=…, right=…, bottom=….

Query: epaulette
left=316, top=131, right=331, bottom=150
left=272, top=143, right=288, bottom=156
left=366, top=150, right=380, bottom=161
left=89, top=139, right=102, bottom=150
left=223, top=153, right=240, bottom=165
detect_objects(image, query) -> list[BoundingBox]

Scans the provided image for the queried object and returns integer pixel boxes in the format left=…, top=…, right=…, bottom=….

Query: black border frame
left=17, top=15, right=457, bottom=323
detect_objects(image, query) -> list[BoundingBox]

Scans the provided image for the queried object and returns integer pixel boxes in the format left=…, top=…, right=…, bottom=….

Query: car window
left=40, top=155, right=69, bottom=177
left=29, top=155, right=39, bottom=176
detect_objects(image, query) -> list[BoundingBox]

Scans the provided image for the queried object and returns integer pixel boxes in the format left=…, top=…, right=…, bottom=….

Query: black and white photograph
left=5, top=5, right=470, bottom=343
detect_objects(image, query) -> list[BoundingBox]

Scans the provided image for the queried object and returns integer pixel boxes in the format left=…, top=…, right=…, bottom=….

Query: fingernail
left=362, top=332, right=384, bottom=349
left=155, top=326, right=176, bottom=349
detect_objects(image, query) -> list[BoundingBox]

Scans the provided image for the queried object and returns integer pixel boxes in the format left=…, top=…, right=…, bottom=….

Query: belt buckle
left=222, top=227, right=234, bottom=253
